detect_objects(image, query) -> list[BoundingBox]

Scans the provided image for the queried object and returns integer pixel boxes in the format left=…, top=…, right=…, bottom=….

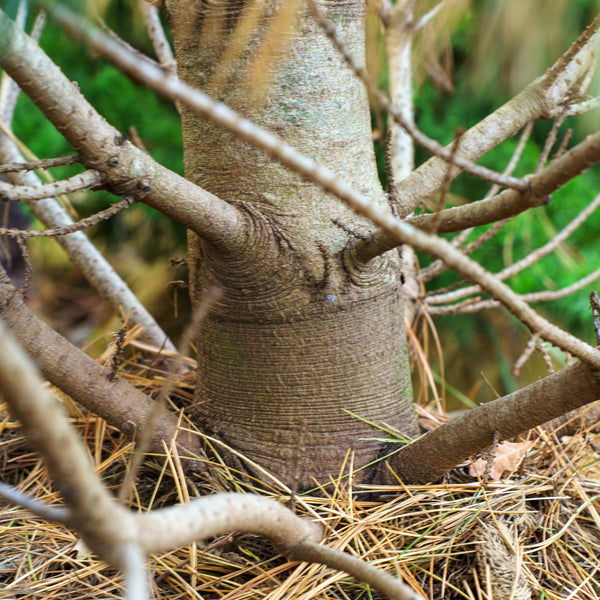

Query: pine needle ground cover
left=0, top=345, right=599, bottom=600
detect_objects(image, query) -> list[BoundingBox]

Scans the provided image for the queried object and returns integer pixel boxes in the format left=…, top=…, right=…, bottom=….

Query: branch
left=0, top=133, right=176, bottom=351
left=0, top=169, right=103, bottom=201
left=136, top=493, right=424, bottom=600
left=0, top=267, right=202, bottom=459
left=384, top=361, right=600, bottom=484
left=420, top=122, right=534, bottom=283
left=139, top=0, right=177, bottom=76
left=426, top=193, right=600, bottom=307
left=0, top=195, right=132, bottom=237
left=426, top=266, right=600, bottom=315
left=355, top=128, right=600, bottom=261
left=0, top=315, right=137, bottom=567
left=0, top=153, right=80, bottom=173
left=0, top=313, right=425, bottom=600
left=0, top=481, right=71, bottom=524
left=0, top=10, right=247, bottom=253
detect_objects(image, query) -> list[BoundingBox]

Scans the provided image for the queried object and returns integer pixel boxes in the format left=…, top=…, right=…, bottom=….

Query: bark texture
left=166, top=0, right=418, bottom=487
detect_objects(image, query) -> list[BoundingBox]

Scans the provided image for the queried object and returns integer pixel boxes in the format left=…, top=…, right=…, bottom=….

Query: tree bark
left=166, top=0, right=419, bottom=488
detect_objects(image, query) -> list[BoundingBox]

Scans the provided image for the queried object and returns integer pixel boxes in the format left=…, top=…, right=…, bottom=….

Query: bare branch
left=0, top=10, right=247, bottom=253
left=420, top=122, right=534, bottom=283
left=0, top=195, right=132, bottom=238
left=385, top=361, right=600, bottom=484
left=0, top=481, right=71, bottom=524
left=546, top=95, right=600, bottom=118
left=0, top=169, right=103, bottom=201
left=0, top=267, right=202, bottom=459
left=426, top=267, right=600, bottom=316
left=0, top=153, right=80, bottom=173
left=290, top=541, right=425, bottom=600
left=414, top=0, right=448, bottom=32
left=139, top=1, right=177, bottom=76
left=512, top=334, right=539, bottom=377
left=355, top=128, right=600, bottom=261
left=0, top=315, right=137, bottom=566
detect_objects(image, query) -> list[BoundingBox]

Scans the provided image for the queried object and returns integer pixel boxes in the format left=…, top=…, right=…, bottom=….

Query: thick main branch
left=385, top=361, right=600, bottom=484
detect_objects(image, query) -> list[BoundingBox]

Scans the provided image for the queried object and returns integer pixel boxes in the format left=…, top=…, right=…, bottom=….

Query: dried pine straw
left=1, top=351, right=599, bottom=600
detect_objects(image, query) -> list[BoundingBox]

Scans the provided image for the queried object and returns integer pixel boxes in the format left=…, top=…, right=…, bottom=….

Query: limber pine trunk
left=166, top=0, right=419, bottom=488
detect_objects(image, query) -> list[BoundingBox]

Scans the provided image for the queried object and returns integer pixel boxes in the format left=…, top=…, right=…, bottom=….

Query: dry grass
left=1, top=346, right=599, bottom=600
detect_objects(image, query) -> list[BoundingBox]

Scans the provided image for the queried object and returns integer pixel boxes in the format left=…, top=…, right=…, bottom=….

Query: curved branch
left=0, top=195, right=131, bottom=237
left=0, top=315, right=137, bottom=567
left=384, top=361, right=600, bottom=484
left=0, top=314, right=424, bottom=600
left=0, top=10, right=247, bottom=254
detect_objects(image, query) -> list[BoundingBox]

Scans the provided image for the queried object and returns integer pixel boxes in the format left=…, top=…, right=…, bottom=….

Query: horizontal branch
left=0, top=196, right=132, bottom=238
left=0, top=169, right=102, bottom=201
left=0, top=153, right=80, bottom=173
left=386, top=361, right=600, bottom=484
left=426, top=193, right=600, bottom=307
left=426, top=266, right=600, bottom=315
left=0, top=11, right=247, bottom=253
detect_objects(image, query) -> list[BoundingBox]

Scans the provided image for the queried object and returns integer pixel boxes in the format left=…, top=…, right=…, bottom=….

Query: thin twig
left=0, top=169, right=103, bottom=201
left=0, top=481, right=71, bottom=524
left=512, top=334, right=540, bottom=377
left=426, top=266, right=600, bottom=316
left=0, top=196, right=132, bottom=238
left=139, top=0, right=177, bottom=76
left=0, top=154, right=80, bottom=173
left=420, top=122, right=533, bottom=283
left=427, top=194, right=600, bottom=306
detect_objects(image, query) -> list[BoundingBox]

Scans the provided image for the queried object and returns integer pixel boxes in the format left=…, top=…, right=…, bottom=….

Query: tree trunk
left=166, top=0, right=419, bottom=488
